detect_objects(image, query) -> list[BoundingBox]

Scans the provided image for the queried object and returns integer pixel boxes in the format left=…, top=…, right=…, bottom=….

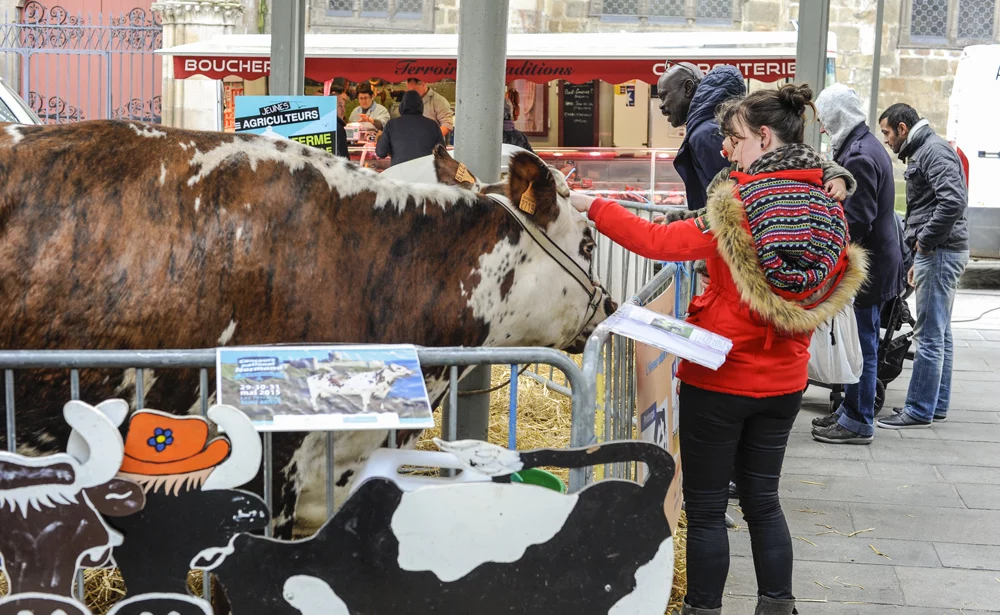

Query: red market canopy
left=158, top=31, right=837, bottom=86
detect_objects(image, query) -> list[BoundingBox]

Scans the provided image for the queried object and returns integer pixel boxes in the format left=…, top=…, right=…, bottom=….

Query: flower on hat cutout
left=147, top=427, right=174, bottom=453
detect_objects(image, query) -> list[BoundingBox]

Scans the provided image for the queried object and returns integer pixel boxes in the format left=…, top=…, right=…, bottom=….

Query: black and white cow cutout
left=204, top=438, right=676, bottom=615
left=68, top=404, right=270, bottom=615
left=0, top=399, right=146, bottom=615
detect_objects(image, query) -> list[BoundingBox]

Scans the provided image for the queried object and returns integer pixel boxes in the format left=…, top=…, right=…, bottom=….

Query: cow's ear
left=507, top=151, right=559, bottom=226
left=432, top=145, right=478, bottom=189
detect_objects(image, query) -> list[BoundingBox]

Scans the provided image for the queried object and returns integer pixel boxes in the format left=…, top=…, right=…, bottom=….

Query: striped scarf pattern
left=738, top=174, right=849, bottom=296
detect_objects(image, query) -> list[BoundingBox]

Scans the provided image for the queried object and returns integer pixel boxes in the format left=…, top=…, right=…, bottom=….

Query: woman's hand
left=825, top=177, right=848, bottom=202
left=570, top=191, right=596, bottom=213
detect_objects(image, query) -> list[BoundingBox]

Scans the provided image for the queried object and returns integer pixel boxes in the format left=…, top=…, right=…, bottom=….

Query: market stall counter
left=348, top=146, right=687, bottom=208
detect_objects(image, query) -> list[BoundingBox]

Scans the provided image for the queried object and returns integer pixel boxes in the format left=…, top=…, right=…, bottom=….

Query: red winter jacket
left=588, top=177, right=868, bottom=398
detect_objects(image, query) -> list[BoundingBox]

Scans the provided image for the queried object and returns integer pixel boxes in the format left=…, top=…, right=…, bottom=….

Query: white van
left=947, top=45, right=1000, bottom=258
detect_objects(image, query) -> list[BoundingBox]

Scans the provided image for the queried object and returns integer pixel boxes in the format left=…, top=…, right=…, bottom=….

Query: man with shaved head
left=657, top=63, right=746, bottom=211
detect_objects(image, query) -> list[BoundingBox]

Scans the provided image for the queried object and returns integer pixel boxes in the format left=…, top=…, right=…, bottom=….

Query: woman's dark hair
left=718, top=83, right=815, bottom=144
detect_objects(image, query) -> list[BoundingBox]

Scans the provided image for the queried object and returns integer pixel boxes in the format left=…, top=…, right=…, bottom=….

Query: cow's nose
left=604, top=296, right=618, bottom=315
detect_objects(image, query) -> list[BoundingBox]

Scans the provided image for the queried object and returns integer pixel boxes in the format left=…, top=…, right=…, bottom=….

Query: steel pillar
left=446, top=0, right=510, bottom=441
left=269, top=0, right=306, bottom=96
left=869, top=0, right=887, bottom=132
left=795, top=0, right=831, bottom=150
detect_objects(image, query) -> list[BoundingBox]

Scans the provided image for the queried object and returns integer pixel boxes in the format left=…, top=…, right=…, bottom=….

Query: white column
left=446, top=1, right=511, bottom=442
left=153, top=1, right=244, bottom=130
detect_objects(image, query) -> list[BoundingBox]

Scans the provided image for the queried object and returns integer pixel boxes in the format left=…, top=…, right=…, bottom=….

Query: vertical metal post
left=135, top=368, right=144, bottom=409
left=5, top=370, right=15, bottom=453
left=268, top=0, right=306, bottom=96
left=326, top=432, right=335, bottom=517
left=507, top=364, right=518, bottom=450
left=200, top=368, right=210, bottom=602
left=795, top=0, right=831, bottom=150
left=448, top=367, right=459, bottom=443
left=446, top=0, right=510, bottom=442
left=262, top=432, right=273, bottom=538
left=869, top=0, right=887, bottom=132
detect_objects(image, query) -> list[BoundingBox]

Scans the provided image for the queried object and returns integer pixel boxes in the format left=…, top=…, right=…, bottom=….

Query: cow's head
left=384, top=362, right=412, bottom=380
left=433, top=145, right=616, bottom=352
left=0, top=400, right=143, bottom=588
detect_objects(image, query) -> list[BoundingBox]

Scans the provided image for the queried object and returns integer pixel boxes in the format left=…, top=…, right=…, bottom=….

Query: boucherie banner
left=173, top=56, right=798, bottom=84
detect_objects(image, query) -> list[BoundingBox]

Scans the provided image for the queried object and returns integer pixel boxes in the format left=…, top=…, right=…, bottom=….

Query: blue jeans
left=903, top=249, right=969, bottom=423
left=836, top=303, right=881, bottom=436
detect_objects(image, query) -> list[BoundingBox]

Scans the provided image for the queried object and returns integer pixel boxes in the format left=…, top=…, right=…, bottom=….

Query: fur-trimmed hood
left=705, top=180, right=869, bottom=334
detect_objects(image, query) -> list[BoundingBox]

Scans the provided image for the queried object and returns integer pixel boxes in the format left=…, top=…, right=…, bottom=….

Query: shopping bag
left=807, top=304, right=863, bottom=385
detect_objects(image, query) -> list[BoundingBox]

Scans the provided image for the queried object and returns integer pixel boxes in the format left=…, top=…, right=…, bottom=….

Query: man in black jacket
left=375, top=90, right=444, bottom=167
left=876, top=103, right=970, bottom=429
left=657, top=63, right=745, bottom=211
left=812, top=84, right=904, bottom=444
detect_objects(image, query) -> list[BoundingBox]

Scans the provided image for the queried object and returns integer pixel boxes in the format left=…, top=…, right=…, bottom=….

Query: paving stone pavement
left=716, top=290, right=1000, bottom=614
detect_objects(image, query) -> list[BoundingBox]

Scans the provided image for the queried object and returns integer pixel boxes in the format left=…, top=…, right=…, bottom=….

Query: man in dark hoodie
left=658, top=63, right=746, bottom=211
left=375, top=90, right=444, bottom=166
left=812, top=84, right=904, bottom=444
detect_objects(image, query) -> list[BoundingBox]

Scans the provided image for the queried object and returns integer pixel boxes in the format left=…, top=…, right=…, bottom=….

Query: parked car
left=0, top=76, right=41, bottom=125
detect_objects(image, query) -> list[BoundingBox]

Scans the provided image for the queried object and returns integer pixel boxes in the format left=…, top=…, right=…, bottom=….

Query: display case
left=532, top=147, right=685, bottom=207
left=348, top=146, right=689, bottom=208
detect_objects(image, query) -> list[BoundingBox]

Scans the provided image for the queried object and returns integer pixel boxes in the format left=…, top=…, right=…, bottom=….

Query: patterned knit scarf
left=734, top=143, right=849, bottom=298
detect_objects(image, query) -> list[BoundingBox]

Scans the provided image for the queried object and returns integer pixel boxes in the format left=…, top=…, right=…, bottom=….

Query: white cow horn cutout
left=67, top=398, right=129, bottom=464
left=63, top=400, right=125, bottom=488
left=202, top=404, right=263, bottom=491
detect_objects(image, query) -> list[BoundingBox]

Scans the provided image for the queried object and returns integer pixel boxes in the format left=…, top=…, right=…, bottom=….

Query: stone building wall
left=423, top=0, right=961, bottom=132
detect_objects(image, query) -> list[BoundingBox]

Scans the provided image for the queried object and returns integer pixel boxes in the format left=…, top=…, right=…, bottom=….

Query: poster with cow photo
left=216, top=345, right=434, bottom=431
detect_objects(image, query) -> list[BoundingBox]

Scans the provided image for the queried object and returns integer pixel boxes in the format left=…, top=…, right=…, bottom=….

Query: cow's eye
left=583, top=241, right=595, bottom=256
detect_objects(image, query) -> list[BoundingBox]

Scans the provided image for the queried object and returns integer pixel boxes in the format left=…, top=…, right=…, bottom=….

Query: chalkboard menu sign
left=561, top=81, right=597, bottom=147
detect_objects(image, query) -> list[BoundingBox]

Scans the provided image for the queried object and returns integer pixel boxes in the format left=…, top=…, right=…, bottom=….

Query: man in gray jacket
left=876, top=103, right=969, bottom=429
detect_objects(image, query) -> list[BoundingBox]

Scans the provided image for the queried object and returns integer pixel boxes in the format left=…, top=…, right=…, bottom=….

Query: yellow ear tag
left=519, top=183, right=537, bottom=214
left=455, top=163, right=476, bottom=184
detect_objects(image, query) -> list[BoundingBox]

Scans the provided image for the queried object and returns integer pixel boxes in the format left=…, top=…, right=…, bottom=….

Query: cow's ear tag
left=455, top=163, right=476, bottom=185
left=519, top=183, right=537, bottom=214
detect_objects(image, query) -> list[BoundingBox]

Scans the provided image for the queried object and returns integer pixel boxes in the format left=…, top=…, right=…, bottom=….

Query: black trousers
left=679, top=382, right=801, bottom=609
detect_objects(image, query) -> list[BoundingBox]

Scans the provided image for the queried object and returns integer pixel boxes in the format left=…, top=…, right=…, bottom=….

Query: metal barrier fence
left=580, top=261, right=698, bottom=484
left=0, top=345, right=590, bottom=600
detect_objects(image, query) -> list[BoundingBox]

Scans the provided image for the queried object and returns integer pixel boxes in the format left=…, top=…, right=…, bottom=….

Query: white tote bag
left=807, top=304, right=864, bottom=385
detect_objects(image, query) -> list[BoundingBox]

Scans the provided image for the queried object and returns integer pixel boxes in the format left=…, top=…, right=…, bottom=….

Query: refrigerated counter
left=347, top=146, right=689, bottom=208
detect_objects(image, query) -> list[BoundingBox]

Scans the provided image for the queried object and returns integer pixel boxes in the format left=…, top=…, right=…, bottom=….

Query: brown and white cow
left=0, top=120, right=613, bottom=537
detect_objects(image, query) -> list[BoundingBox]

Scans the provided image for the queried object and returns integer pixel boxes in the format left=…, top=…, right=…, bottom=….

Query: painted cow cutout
left=0, top=400, right=145, bottom=615
left=0, top=121, right=614, bottom=539
left=204, top=439, right=676, bottom=615
left=67, top=404, right=270, bottom=615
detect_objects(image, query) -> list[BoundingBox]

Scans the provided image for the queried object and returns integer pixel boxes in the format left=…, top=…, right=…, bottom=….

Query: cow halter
left=484, top=192, right=607, bottom=339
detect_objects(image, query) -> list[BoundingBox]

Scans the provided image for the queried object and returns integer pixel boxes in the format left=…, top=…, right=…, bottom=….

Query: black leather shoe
left=811, top=412, right=839, bottom=428
left=891, top=406, right=947, bottom=422
left=812, top=423, right=873, bottom=444
left=878, top=411, right=932, bottom=429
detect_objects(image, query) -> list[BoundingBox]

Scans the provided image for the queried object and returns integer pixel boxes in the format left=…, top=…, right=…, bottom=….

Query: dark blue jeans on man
left=900, top=249, right=970, bottom=422
left=835, top=303, right=881, bottom=437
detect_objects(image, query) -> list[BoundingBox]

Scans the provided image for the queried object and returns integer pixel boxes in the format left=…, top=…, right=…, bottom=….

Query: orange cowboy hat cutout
left=120, top=410, right=231, bottom=476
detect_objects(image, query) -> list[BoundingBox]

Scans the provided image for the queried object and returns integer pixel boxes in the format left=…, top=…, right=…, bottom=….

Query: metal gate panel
left=0, top=1, right=162, bottom=124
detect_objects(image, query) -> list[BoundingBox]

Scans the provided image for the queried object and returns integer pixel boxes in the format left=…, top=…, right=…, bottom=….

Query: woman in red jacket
left=572, top=84, right=867, bottom=615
